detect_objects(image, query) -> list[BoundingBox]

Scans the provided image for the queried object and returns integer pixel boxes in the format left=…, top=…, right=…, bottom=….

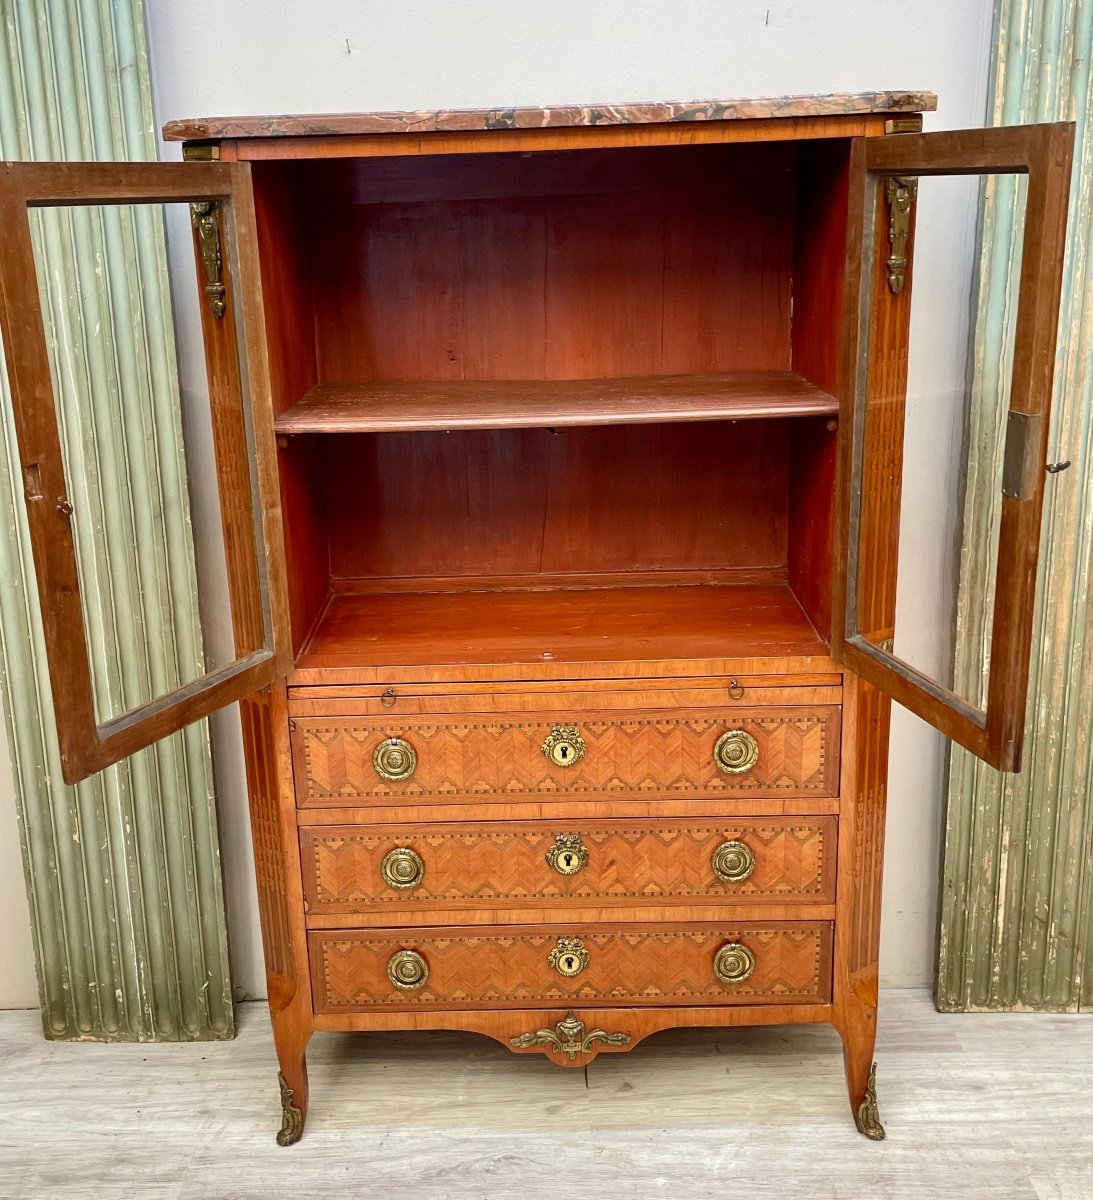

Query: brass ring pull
left=713, top=942, right=756, bottom=985
left=373, top=737, right=417, bottom=782
left=713, top=729, right=759, bottom=775
left=546, top=834, right=589, bottom=876
left=711, top=839, right=756, bottom=884
left=381, top=847, right=425, bottom=890
left=541, top=724, right=586, bottom=768
left=380, top=687, right=397, bottom=708
left=727, top=678, right=745, bottom=700
left=548, top=937, right=590, bottom=978
left=387, top=949, right=429, bottom=990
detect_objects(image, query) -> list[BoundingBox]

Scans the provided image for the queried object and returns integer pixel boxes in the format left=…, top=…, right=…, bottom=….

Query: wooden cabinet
left=0, top=92, right=1074, bottom=1144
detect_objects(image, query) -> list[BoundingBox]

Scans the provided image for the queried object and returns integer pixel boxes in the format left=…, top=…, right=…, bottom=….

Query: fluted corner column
left=938, top=0, right=1093, bottom=1013
left=0, top=0, right=234, bottom=1039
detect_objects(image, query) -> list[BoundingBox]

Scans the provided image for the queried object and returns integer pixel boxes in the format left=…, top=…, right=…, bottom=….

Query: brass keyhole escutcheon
left=373, top=736, right=417, bottom=782
left=546, top=834, right=589, bottom=876
left=548, top=937, right=590, bottom=978
left=541, top=724, right=586, bottom=769
left=713, top=942, right=756, bottom=985
left=387, top=949, right=429, bottom=991
left=381, top=847, right=425, bottom=890
left=713, top=729, right=760, bottom=775
left=711, top=839, right=756, bottom=884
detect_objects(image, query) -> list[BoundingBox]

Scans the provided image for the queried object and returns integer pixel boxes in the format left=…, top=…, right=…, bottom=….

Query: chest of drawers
left=0, top=91, right=1071, bottom=1145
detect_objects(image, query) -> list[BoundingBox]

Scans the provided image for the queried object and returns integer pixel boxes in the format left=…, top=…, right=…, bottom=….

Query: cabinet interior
left=251, top=138, right=851, bottom=670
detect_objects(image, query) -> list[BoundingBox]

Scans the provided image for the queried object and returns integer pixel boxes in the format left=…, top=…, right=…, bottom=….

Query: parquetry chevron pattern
left=310, top=923, right=831, bottom=1011
left=294, top=707, right=838, bottom=804
left=300, top=817, right=836, bottom=912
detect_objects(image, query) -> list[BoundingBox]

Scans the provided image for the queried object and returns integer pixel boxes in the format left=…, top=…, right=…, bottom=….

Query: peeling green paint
left=938, top=0, right=1093, bottom=1013
left=0, top=0, right=233, bottom=1040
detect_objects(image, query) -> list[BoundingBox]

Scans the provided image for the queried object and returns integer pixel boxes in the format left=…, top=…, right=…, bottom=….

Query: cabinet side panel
left=788, top=139, right=851, bottom=640
left=252, top=164, right=328, bottom=652
left=239, top=685, right=310, bottom=1016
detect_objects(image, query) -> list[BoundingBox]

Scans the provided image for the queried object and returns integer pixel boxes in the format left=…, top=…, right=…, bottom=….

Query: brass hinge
left=884, top=117, right=923, bottom=135
left=1002, top=411, right=1042, bottom=501
left=884, top=176, right=918, bottom=294
left=189, top=202, right=227, bottom=318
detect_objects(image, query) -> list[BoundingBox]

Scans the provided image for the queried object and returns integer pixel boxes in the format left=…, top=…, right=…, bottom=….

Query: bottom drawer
left=310, top=922, right=832, bottom=1013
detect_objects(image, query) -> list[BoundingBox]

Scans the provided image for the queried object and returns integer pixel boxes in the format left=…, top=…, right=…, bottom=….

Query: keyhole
left=560, top=745, right=569, bottom=760
left=565, top=956, right=575, bottom=971
left=563, top=853, right=573, bottom=868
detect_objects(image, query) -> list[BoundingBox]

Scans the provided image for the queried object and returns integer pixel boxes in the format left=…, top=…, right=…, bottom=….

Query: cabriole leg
left=273, top=1015, right=312, bottom=1146
left=835, top=1003, right=885, bottom=1141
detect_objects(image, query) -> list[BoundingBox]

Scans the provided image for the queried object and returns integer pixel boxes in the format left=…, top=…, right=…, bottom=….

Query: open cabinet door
left=834, top=123, right=1074, bottom=772
left=0, top=161, right=290, bottom=784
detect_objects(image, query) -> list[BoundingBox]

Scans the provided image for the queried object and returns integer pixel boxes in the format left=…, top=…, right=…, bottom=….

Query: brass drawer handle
left=373, top=737, right=417, bottom=782
left=541, top=724, right=585, bottom=768
left=381, top=847, right=425, bottom=890
left=713, top=729, right=759, bottom=775
left=713, top=942, right=756, bottom=985
left=387, top=949, right=429, bottom=990
left=548, top=937, right=590, bottom=977
left=546, top=833, right=589, bottom=876
left=711, top=839, right=756, bottom=884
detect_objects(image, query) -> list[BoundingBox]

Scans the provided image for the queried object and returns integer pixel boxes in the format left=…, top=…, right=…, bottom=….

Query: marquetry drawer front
left=300, top=816, right=837, bottom=914
left=310, top=922, right=831, bottom=1013
left=292, top=706, right=839, bottom=807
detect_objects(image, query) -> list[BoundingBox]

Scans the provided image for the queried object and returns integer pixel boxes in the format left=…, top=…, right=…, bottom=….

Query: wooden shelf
left=274, top=371, right=838, bottom=435
left=293, top=583, right=828, bottom=676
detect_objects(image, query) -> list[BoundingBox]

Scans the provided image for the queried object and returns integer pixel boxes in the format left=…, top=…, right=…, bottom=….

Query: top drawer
left=291, top=702, right=840, bottom=807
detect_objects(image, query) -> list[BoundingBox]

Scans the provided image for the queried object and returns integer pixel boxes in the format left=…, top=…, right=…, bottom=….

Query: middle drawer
left=300, top=816, right=837, bottom=915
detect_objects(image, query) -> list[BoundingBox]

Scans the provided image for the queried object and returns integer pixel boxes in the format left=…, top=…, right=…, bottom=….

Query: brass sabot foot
left=854, top=1061, right=886, bottom=1141
left=276, top=1071, right=304, bottom=1146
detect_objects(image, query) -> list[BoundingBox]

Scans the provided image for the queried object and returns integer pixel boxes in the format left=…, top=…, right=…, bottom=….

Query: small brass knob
left=713, top=942, right=756, bottom=985
left=546, top=834, right=589, bottom=876
left=387, top=949, right=429, bottom=990
left=713, top=729, right=759, bottom=775
left=541, top=724, right=586, bottom=768
left=373, top=737, right=417, bottom=782
left=711, top=839, right=756, bottom=884
left=548, top=937, right=590, bottom=978
left=381, top=847, right=425, bottom=890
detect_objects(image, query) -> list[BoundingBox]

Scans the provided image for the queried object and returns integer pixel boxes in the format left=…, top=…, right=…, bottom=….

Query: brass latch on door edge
left=1002, top=411, right=1042, bottom=501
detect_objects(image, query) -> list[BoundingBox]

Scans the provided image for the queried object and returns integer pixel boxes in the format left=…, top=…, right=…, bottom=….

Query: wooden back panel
left=308, top=143, right=795, bottom=383
left=323, top=421, right=788, bottom=583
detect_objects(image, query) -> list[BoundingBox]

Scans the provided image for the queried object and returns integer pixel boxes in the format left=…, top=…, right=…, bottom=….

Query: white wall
left=0, top=0, right=994, bottom=1008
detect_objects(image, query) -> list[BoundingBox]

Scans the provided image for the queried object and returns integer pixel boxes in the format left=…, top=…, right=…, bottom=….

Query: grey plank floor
left=0, top=990, right=1089, bottom=1199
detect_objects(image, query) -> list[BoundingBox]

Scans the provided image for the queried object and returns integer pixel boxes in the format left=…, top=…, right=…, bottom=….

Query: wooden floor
left=0, top=990, right=1088, bottom=1199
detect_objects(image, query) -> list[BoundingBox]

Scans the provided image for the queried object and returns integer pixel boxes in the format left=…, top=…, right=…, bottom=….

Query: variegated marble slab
left=162, top=89, right=936, bottom=141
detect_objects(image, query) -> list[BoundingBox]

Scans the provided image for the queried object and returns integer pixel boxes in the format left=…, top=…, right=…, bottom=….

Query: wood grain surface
left=310, top=921, right=832, bottom=1012
left=300, top=815, right=837, bottom=914
left=275, top=372, right=838, bottom=434
left=292, top=705, right=839, bottom=806
left=320, top=425, right=790, bottom=584
left=295, top=584, right=828, bottom=672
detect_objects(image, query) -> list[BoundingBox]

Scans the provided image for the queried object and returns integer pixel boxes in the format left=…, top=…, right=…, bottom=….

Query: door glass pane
left=29, top=200, right=255, bottom=725
left=851, top=170, right=1027, bottom=716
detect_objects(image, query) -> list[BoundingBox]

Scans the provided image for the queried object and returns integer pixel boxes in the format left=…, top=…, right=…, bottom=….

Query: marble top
left=162, top=90, right=937, bottom=141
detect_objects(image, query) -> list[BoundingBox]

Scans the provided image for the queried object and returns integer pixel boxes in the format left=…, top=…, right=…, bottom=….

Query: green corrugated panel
left=0, top=0, right=234, bottom=1038
left=938, top=0, right=1093, bottom=1012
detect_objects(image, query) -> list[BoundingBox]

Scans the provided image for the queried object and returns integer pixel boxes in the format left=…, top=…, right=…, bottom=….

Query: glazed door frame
left=833, top=123, right=1074, bottom=772
left=0, top=161, right=290, bottom=784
